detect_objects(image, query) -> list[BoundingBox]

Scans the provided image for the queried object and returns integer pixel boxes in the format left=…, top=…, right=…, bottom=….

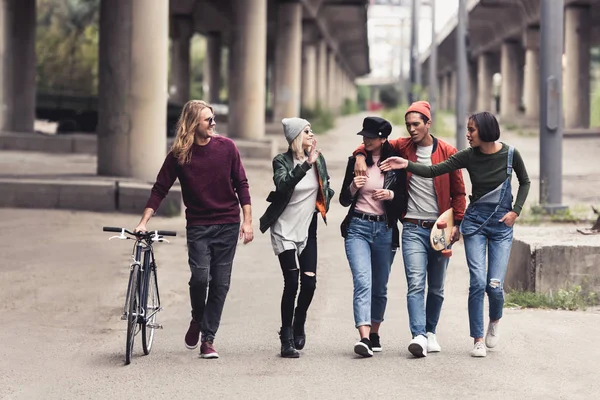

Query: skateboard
left=430, top=208, right=454, bottom=258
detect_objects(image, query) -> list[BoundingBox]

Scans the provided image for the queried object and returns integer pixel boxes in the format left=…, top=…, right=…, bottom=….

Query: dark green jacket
left=259, top=150, right=334, bottom=233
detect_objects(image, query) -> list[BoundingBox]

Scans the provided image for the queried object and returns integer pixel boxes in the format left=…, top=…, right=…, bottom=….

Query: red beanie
left=405, top=101, right=432, bottom=121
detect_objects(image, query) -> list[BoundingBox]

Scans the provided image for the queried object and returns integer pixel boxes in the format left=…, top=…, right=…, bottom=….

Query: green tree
left=36, top=0, right=100, bottom=95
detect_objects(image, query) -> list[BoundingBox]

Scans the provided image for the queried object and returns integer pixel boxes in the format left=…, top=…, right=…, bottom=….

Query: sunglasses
left=206, top=116, right=216, bottom=125
left=303, top=129, right=313, bottom=134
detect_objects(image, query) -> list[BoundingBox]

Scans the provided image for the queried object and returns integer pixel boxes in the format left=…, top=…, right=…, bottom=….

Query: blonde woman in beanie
left=259, top=118, right=334, bottom=358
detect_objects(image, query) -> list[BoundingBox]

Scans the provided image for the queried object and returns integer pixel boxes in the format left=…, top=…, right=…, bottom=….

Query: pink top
left=350, top=156, right=392, bottom=216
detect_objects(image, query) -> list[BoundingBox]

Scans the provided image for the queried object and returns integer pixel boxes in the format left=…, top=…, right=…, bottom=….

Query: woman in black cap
left=340, top=116, right=407, bottom=357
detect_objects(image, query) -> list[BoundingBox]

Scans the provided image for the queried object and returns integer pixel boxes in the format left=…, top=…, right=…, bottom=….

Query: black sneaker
left=354, top=337, right=373, bottom=357
left=370, top=333, right=382, bottom=352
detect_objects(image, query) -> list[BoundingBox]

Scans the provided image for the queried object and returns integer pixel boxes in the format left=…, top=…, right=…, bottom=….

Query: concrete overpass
left=419, top=0, right=600, bottom=130
left=0, top=0, right=370, bottom=181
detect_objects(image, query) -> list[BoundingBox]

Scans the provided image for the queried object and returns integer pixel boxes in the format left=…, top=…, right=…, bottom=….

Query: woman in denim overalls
left=379, top=112, right=531, bottom=357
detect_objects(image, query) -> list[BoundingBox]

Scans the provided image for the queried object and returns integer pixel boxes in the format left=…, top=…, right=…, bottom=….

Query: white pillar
left=469, top=61, right=478, bottom=113
left=448, top=71, right=456, bottom=111
left=523, top=27, right=540, bottom=120
left=500, top=40, right=521, bottom=119
left=301, top=43, right=317, bottom=110
left=0, top=0, right=36, bottom=133
left=205, top=32, right=222, bottom=104
left=477, top=53, right=494, bottom=111
left=273, top=2, right=302, bottom=120
left=327, top=52, right=337, bottom=111
left=228, top=0, right=267, bottom=138
left=97, top=0, right=169, bottom=181
left=316, top=41, right=328, bottom=108
left=564, top=5, right=591, bottom=129
left=170, top=17, right=193, bottom=105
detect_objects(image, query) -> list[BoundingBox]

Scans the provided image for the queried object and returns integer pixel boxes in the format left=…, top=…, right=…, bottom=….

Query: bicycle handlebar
left=103, top=227, right=177, bottom=237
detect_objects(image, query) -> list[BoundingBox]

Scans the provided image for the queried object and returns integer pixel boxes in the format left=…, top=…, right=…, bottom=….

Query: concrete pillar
left=273, top=2, right=302, bottom=120
left=477, top=53, right=494, bottom=111
left=448, top=71, right=456, bottom=111
left=170, top=17, right=193, bottom=105
left=438, top=75, right=446, bottom=110
left=205, top=32, right=222, bottom=104
left=327, top=51, right=337, bottom=111
left=523, top=27, right=540, bottom=120
left=468, top=61, right=478, bottom=113
left=316, top=41, right=328, bottom=108
left=301, top=43, right=317, bottom=110
left=564, top=5, right=591, bottom=129
left=97, top=0, right=169, bottom=181
left=500, top=40, right=521, bottom=119
left=0, top=0, right=36, bottom=133
left=228, top=0, right=267, bottom=138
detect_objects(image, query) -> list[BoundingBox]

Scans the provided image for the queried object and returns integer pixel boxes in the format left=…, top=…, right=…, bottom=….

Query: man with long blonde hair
left=135, top=100, right=253, bottom=359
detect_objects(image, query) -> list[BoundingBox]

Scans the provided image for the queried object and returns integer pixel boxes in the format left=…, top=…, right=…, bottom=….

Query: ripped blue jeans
left=463, top=208, right=513, bottom=338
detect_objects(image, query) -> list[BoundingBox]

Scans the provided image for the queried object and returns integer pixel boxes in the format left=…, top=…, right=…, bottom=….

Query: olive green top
left=406, top=143, right=530, bottom=215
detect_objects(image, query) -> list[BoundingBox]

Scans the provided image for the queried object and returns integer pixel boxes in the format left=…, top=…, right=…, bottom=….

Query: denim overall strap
left=460, top=146, right=514, bottom=237
left=506, top=145, right=514, bottom=176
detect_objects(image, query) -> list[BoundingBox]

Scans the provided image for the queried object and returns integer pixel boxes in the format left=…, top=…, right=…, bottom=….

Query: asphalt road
left=1, top=113, right=599, bottom=399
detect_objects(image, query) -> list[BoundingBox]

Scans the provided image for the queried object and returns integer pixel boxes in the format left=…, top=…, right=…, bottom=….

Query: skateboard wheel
left=441, top=249, right=452, bottom=258
left=436, top=221, right=447, bottom=229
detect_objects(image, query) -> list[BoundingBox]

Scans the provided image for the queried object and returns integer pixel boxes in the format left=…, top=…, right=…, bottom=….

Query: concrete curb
left=0, top=130, right=288, bottom=158
left=0, top=178, right=182, bottom=216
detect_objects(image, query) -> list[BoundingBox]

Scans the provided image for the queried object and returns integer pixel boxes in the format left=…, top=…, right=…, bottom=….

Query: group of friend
left=136, top=99, right=530, bottom=360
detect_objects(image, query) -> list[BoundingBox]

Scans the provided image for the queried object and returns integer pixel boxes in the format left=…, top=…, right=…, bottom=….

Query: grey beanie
left=282, top=118, right=310, bottom=145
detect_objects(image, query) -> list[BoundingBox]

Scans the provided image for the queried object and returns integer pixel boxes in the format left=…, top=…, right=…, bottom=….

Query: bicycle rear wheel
left=142, top=266, right=159, bottom=355
left=125, top=264, right=140, bottom=365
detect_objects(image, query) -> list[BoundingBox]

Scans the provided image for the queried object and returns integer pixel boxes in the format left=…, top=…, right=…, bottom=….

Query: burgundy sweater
left=145, top=136, right=251, bottom=226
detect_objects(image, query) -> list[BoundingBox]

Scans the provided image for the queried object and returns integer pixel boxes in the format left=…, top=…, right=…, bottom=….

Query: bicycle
left=103, top=227, right=177, bottom=365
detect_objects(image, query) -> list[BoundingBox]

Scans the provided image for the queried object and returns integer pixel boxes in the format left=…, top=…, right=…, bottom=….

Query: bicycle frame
left=122, top=239, right=161, bottom=324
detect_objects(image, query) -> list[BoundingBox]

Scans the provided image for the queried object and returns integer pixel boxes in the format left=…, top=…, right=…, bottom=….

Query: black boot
left=279, top=327, right=299, bottom=358
left=292, top=314, right=306, bottom=350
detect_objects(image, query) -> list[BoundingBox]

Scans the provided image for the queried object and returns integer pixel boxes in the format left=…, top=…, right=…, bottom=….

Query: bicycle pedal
left=146, top=323, right=163, bottom=329
left=120, top=313, right=127, bottom=321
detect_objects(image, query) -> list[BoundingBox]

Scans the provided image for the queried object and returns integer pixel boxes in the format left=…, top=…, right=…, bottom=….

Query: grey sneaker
left=426, top=332, right=441, bottom=352
left=470, top=341, right=487, bottom=357
left=408, top=335, right=428, bottom=358
left=485, top=321, right=500, bottom=348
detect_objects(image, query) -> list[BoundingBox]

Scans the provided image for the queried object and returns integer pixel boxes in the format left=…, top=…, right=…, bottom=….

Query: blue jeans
left=463, top=211, right=513, bottom=338
left=402, top=222, right=449, bottom=337
left=344, top=217, right=394, bottom=328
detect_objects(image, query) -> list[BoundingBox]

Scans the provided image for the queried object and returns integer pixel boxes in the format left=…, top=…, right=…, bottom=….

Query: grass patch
left=518, top=204, right=594, bottom=226
left=300, top=103, right=335, bottom=134
left=505, top=285, right=599, bottom=311
left=592, top=85, right=600, bottom=127
left=340, top=98, right=360, bottom=116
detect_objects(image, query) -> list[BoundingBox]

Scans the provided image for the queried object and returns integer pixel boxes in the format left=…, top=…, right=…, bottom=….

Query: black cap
left=356, top=116, right=392, bottom=139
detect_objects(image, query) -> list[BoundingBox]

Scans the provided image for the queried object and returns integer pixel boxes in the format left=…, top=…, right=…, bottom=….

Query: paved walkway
left=1, top=113, right=599, bottom=399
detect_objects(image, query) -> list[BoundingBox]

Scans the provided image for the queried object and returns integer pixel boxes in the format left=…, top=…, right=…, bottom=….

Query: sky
left=366, top=0, right=459, bottom=80
left=420, top=0, right=459, bottom=52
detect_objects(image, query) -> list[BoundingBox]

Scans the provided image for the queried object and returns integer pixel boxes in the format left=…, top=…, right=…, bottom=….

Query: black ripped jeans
left=278, top=213, right=318, bottom=328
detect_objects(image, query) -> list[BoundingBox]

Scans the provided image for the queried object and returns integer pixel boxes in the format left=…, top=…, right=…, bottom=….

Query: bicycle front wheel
left=142, top=266, right=159, bottom=355
left=125, top=264, right=140, bottom=365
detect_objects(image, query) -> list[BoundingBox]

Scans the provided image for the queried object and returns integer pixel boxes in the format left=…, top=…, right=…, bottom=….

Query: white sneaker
left=470, top=341, right=487, bottom=357
left=408, top=335, right=428, bottom=358
left=426, top=332, right=441, bottom=353
left=485, top=321, right=500, bottom=348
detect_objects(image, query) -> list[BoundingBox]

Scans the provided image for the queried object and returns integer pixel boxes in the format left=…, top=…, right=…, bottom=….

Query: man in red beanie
left=353, top=101, right=466, bottom=358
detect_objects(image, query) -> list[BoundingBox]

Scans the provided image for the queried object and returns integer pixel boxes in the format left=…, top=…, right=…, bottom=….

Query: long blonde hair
left=171, top=100, right=214, bottom=165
